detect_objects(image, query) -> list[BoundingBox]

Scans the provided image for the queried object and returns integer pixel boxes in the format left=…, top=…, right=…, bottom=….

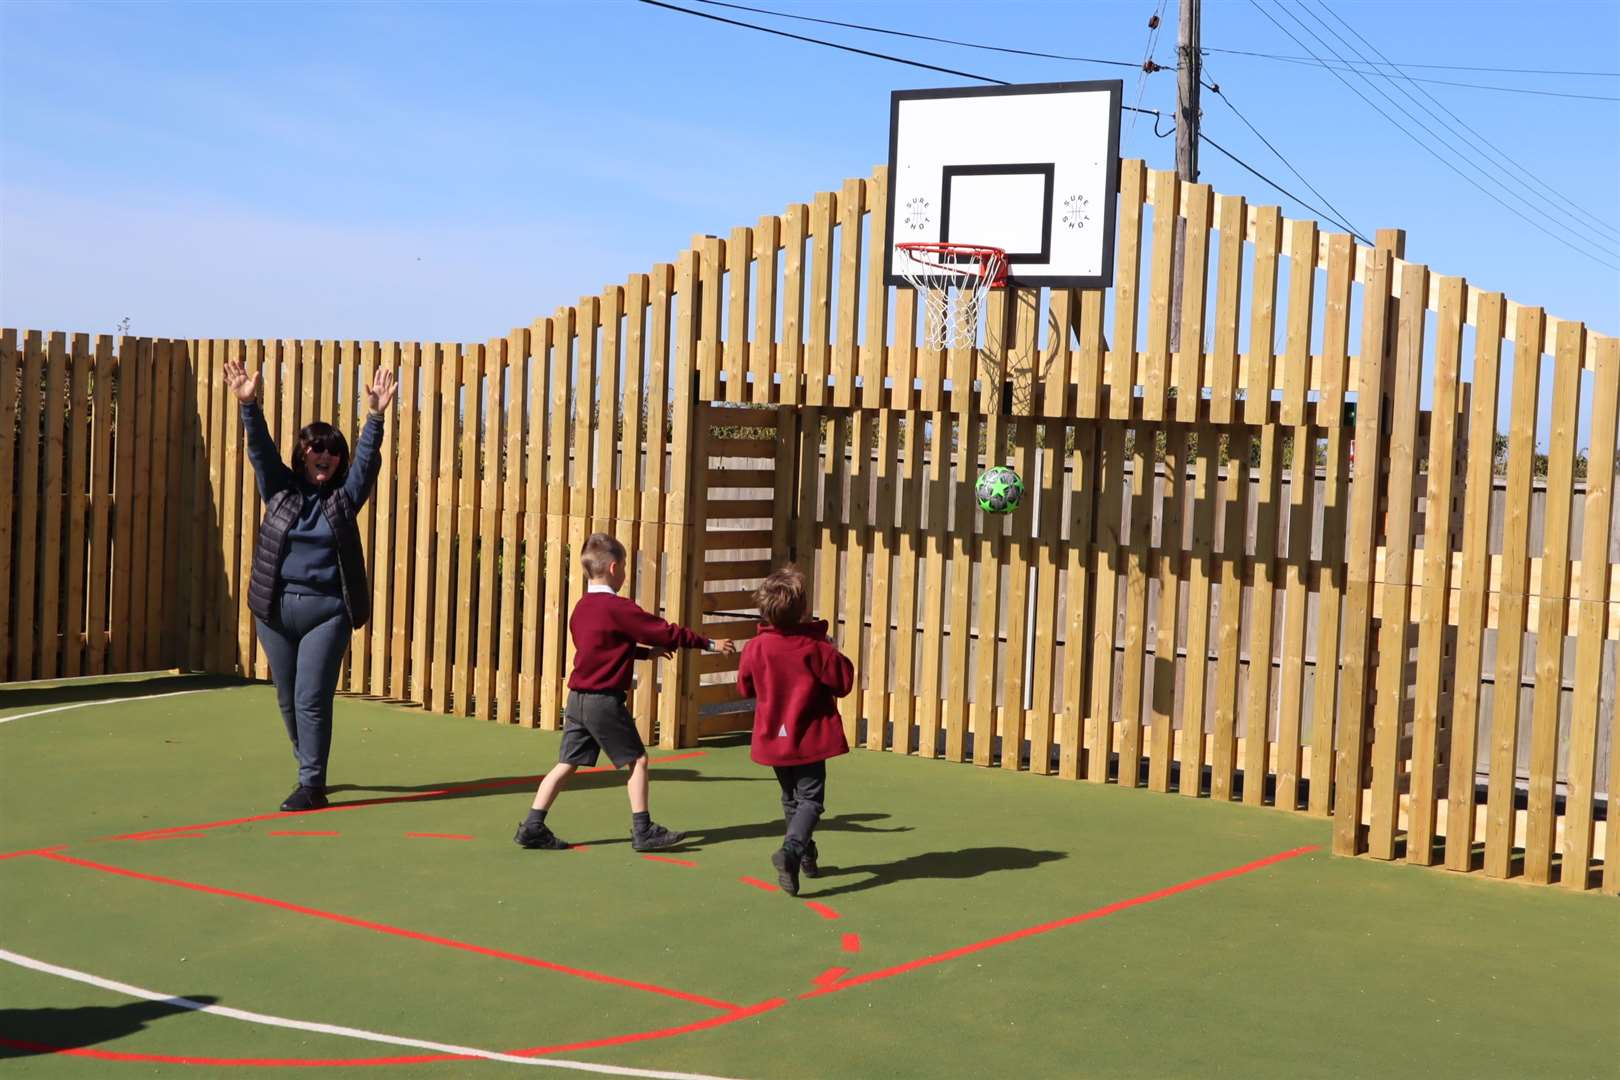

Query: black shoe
left=800, top=841, right=820, bottom=879
left=631, top=823, right=687, bottom=852
left=771, top=846, right=802, bottom=896
left=280, top=785, right=328, bottom=812
left=513, top=820, right=571, bottom=850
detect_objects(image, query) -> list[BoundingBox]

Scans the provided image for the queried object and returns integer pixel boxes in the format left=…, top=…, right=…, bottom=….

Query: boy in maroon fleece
left=514, top=533, right=733, bottom=853
left=737, top=566, right=855, bottom=896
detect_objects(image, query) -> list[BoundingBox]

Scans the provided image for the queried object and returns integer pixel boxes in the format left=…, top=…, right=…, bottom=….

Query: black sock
left=525, top=809, right=547, bottom=828
left=632, top=810, right=651, bottom=833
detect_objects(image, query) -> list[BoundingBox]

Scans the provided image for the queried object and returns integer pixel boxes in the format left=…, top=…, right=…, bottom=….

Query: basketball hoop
left=896, top=242, right=1008, bottom=351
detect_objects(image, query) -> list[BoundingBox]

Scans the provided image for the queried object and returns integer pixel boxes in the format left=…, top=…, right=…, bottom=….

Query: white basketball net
left=896, top=243, right=1007, bottom=351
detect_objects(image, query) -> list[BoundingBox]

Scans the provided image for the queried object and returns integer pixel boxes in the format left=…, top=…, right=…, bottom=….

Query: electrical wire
left=1306, top=0, right=1619, bottom=242
left=635, top=0, right=1165, bottom=116
left=1282, top=0, right=1620, bottom=263
left=1201, top=44, right=1620, bottom=78
left=1200, top=61, right=1367, bottom=242
left=637, top=0, right=1537, bottom=256
left=687, top=0, right=1146, bottom=69
left=1198, top=130, right=1364, bottom=239
left=1250, top=0, right=1620, bottom=271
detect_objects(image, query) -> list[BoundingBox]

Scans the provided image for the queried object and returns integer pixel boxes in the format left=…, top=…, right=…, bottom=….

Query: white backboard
left=885, top=80, right=1122, bottom=289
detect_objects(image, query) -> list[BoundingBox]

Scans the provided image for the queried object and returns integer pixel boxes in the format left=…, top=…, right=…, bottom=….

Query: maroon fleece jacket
left=737, top=619, right=854, bottom=767
left=567, top=591, right=710, bottom=693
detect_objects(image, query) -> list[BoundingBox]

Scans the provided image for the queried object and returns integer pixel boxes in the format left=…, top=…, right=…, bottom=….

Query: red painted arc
left=0, top=998, right=789, bottom=1068
left=40, top=852, right=738, bottom=1012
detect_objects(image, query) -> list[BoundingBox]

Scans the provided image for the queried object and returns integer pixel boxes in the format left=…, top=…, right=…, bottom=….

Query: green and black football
left=975, top=465, right=1025, bottom=515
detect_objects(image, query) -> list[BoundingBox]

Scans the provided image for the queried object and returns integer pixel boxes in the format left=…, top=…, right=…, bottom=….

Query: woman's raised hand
left=367, top=368, right=397, bottom=415
left=222, top=359, right=260, bottom=403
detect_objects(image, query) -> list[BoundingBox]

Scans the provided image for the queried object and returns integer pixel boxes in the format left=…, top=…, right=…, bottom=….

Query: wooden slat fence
left=4, top=159, right=1615, bottom=893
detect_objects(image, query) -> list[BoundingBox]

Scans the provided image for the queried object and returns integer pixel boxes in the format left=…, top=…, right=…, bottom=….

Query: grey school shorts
left=558, top=690, right=647, bottom=768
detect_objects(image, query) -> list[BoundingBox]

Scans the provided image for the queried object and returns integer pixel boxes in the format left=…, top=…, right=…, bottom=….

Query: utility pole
left=1170, top=0, right=1201, bottom=353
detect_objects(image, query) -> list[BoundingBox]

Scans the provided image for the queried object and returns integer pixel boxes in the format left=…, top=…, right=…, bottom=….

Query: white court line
left=0, top=947, right=748, bottom=1078
left=0, top=688, right=219, bottom=725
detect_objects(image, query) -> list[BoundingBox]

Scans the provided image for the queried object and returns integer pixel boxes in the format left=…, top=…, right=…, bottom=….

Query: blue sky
left=2, top=0, right=1617, bottom=347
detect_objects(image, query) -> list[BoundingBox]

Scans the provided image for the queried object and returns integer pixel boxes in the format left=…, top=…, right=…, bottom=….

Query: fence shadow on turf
left=0, top=674, right=242, bottom=713
left=0, top=996, right=219, bottom=1058
left=801, top=846, right=1067, bottom=899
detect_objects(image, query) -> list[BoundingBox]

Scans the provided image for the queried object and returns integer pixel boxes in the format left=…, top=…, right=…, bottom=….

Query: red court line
left=800, top=844, right=1321, bottom=999
left=128, top=834, right=204, bottom=842
left=269, top=831, right=339, bottom=837
left=738, top=875, right=778, bottom=892
left=803, top=901, right=840, bottom=920
left=40, top=851, right=738, bottom=1013
left=405, top=833, right=472, bottom=841
left=509, top=996, right=786, bottom=1056
left=841, top=933, right=861, bottom=954
left=105, top=751, right=709, bottom=842
left=641, top=854, right=698, bottom=867
left=0, top=997, right=789, bottom=1068
left=0, top=845, right=66, bottom=861
left=810, top=966, right=849, bottom=989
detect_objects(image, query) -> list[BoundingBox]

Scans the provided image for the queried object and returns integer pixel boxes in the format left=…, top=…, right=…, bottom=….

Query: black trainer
left=631, top=823, right=687, bottom=852
left=280, top=785, right=328, bottom=812
left=513, top=820, right=571, bottom=850
left=772, top=845, right=804, bottom=896
left=800, top=840, right=821, bottom=879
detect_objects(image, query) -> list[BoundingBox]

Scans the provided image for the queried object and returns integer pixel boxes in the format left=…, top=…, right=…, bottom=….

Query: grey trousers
left=774, top=761, right=826, bottom=853
left=255, top=590, right=351, bottom=788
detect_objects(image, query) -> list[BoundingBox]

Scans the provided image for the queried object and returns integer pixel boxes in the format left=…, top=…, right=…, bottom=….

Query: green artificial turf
left=2, top=676, right=1615, bottom=1079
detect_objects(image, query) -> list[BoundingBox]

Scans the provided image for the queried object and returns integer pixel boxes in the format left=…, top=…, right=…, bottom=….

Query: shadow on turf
left=0, top=674, right=242, bottom=712
left=325, top=767, right=769, bottom=804
left=802, top=846, right=1067, bottom=898
left=576, top=812, right=912, bottom=849
left=0, top=996, right=219, bottom=1058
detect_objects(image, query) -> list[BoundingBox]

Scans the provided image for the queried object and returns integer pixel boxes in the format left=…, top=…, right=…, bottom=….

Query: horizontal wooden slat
left=706, top=468, right=777, bottom=488
left=707, top=438, right=777, bottom=459
left=698, top=619, right=760, bottom=640
left=703, top=559, right=774, bottom=582
left=694, top=651, right=741, bottom=675
left=702, top=589, right=759, bottom=612
left=707, top=499, right=775, bottom=520
left=697, top=711, right=754, bottom=737
left=695, top=680, right=743, bottom=706
left=704, top=529, right=774, bottom=551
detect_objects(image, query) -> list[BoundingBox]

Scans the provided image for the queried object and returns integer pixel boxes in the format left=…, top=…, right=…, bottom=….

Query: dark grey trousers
left=774, top=761, right=826, bottom=853
left=255, top=590, right=351, bottom=788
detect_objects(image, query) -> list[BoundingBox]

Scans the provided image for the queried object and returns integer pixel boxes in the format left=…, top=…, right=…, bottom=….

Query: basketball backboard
left=885, top=80, right=1122, bottom=290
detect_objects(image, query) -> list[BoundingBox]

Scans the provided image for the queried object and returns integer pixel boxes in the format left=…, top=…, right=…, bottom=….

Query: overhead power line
left=1201, top=44, right=1620, bottom=78
left=688, top=0, right=1147, bottom=69
left=1306, top=0, right=1619, bottom=243
left=1250, top=0, right=1620, bottom=272
left=636, top=0, right=1164, bottom=115
left=638, top=0, right=1465, bottom=249
left=1218, top=50, right=1620, bottom=101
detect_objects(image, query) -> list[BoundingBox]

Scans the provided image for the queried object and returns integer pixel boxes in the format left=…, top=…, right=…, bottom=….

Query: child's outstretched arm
left=618, top=603, right=729, bottom=653
left=810, top=641, right=855, bottom=698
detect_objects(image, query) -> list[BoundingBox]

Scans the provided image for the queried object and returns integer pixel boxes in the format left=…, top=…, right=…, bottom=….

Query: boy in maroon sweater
left=515, top=533, right=733, bottom=853
left=737, top=566, right=855, bottom=895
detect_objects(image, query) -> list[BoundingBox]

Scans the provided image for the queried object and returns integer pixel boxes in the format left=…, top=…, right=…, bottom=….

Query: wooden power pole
left=1170, top=0, right=1201, bottom=353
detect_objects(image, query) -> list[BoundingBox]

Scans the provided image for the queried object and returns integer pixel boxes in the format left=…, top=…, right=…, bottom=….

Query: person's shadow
left=803, top=846, right=1067, bottom=898
left=0, top=996, right=218, bottom=1058
left=581, top=812, right=912, bottom=849
left=324, top=767, right=768, bottom=807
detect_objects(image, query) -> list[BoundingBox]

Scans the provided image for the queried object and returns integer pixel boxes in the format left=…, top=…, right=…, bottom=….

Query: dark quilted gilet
left=248, top=488, right=371, bottom=630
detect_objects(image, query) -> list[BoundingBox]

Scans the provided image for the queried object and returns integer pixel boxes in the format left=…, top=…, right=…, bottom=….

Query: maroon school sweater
left=737, top=619, right=854, bottom=767
left=567, top=591, right=711, bottom=693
